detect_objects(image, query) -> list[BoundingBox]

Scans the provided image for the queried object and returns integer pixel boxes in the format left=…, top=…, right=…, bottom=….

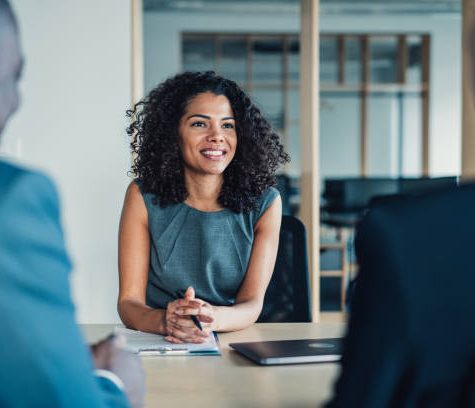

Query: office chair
left=258, top=215, right=311, bottom=323
left=275, top=174, right=292, bottom=216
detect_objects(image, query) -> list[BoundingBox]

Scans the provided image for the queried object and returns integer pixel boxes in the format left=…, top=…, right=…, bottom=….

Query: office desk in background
left=82, top=323, right=345, bottom=408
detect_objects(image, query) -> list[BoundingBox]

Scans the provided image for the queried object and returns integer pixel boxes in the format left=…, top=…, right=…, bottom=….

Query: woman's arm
left=170, top=195, right=282, bottom=336
left=213, top=194, right=282, bottom=331
left=117, top=181, right=167, bottom=334
left=118, top=182, right=209, bottom=341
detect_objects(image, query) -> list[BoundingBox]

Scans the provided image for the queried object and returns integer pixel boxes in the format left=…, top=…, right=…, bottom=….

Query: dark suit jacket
left=326, top=184, right=475, bottom=408
left=0, top=160, right=129, bottom=407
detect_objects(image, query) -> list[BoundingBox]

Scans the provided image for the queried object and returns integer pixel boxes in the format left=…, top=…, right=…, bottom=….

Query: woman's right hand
left=164, top=287, right=212, bottom=343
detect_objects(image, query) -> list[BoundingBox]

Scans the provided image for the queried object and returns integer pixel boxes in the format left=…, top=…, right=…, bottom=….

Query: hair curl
left=127, top=71, right=289, bottom=213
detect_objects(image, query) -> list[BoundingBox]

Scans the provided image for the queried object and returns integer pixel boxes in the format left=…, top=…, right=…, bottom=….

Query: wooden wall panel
left=300, top=0, right=320, bottom=321
left=462, top=0, right=475, bottom=180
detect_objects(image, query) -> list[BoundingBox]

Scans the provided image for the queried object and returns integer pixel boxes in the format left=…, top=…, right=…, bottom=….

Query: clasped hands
left=165, top=286, right=215, bottom=343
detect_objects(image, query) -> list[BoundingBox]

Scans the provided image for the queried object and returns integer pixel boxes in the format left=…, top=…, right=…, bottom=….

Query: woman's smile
left=200, top=148, right=227, bottom=160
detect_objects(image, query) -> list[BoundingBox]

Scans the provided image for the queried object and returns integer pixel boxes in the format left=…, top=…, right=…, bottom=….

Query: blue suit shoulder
left=0, top=160, right=67, bottom=275
left=0, top=159, right=60, bottom=219
left=0, top=159, right=130, bottom=408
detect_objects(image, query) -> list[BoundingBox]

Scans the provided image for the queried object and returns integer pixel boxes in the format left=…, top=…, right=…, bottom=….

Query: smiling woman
left=178, top=92, right=237, bottom=184
left=118, top=71, right=289, bottom=343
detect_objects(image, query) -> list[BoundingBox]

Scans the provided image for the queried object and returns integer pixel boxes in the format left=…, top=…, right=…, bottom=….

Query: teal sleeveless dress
left=138, top=184, right=279, bottom=309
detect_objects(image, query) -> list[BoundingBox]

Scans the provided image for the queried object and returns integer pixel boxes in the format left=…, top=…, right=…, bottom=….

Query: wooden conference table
left=82, top=322, right=346, bottom=408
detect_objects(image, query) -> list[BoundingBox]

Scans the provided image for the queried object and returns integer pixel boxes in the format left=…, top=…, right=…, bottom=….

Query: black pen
left=190, top=315, right=203, bottom=331
left=175, top=290, right=203, bottom=331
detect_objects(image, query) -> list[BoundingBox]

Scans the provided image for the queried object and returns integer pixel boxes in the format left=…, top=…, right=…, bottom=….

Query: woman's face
left=178, top=92, right=237, bottom=177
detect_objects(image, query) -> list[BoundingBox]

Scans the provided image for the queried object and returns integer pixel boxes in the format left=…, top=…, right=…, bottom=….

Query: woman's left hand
left=165, top=287, right=216, bottom=343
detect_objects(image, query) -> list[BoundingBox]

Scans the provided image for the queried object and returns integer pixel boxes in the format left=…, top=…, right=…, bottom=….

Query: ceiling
left=143, top=0, right=461, bottom=15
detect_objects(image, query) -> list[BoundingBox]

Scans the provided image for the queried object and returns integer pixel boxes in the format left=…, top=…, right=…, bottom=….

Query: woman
left=118, top=71, right=289, bottom=344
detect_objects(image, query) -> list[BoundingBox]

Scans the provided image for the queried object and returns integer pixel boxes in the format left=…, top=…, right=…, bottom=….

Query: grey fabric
left=138, top=183, right=279, bottom=309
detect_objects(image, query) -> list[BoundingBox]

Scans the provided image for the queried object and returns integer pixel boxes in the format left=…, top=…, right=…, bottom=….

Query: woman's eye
left=191, top=121, right=206, bottom=128
left=222, top=122, right=234, bottom=129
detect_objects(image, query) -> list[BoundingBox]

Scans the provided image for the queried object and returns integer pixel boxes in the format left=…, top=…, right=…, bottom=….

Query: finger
left=179, top=299, right=203, bottom=307
left=92, top=334, right=118, bottom=355
left=164, top=336, right=184, bottom=344
left=196, top=304, right=213, bottom=317
left=168, top=318, right=196, bottom=333
left=166, top=334, right=206, bottom=344
left=181, top=333, right=208, bottom=342
left=197, top=314, right=214, bottom=323
left=174, top=301, right=214, bottom=319
left=111, top=334, right=127, bottom=349
left=185, top=286, right=195, bottom=300
left=171, top=299, right=203, bottom=310
left=196, top=320, right=213, bottom=331
left=189, top=337, right=208, bottom=344
left=202, top=328, right=213, bottom=337
left=175, top=306, right=202, bottom=316
left=91, top=334, right=118, bottom=368
left=168, top=321, right=208, bottom=340
left=194, top=328, right=210, bottom=338
left=167, top=324, right=195, bottom=340
left=169, top=321, right=207, bottom=338
left=91, top=333, right=115, bottom=349
left=172, top=316, right=198, bottom=328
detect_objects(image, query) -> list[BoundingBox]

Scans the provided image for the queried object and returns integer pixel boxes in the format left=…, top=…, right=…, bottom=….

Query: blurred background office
left=141, top=0, right=461, bottom=312
left=0, top=0, right=466, bottom=323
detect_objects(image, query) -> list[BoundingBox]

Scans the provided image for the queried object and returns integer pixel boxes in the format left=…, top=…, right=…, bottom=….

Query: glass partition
left=182, top=37, right=216, bottom=72
left=251, top=38, right=284, bottom=85
left=182, top=33, right=429, bottom=182
left=406, top=35, right=423, bottom=84
left=345, top=37, right=362, bottom=84
left=370, top=36, right=398, bottom=83
left=320, top=94, right=361, bottom=179
left=219, top=38, right=247, bottom=85
left=320, top=36, right=338, bottom=84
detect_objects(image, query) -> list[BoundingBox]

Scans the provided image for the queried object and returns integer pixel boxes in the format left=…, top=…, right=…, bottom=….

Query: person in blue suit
left=0, top=2, right=145, bottom=407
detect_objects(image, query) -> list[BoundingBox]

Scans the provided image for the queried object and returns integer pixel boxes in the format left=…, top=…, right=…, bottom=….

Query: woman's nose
left=207, top=125, right=224, bottom=143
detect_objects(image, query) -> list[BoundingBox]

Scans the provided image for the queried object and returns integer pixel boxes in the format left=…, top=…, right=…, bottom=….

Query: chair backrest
left=258, top=215, right=311, bottom=323
left=275, top=174, right=292, bottom=216
left=323, top=177, right=458, bottom=214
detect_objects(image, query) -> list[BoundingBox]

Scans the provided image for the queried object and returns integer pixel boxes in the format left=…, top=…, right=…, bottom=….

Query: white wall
left=144, top=10, right=462, bottom=177
left=2, top=0, right=132, bottom=323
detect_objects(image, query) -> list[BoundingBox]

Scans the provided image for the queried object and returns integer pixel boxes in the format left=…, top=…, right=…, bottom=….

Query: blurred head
left=127, top=71, right=289, bottom=213
left=0, top=0, right=22, bottom=136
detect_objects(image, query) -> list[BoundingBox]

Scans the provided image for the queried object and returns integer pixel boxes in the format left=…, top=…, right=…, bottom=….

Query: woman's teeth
left=202, top=150, right=224, bottom=157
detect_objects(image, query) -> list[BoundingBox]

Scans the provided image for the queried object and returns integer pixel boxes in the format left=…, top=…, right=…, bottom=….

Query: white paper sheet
left=114, top=326, right=220, bottom=355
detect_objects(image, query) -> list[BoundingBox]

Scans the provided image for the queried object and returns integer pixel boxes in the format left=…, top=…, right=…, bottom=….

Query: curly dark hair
left=127, top=71, right=289, bottom=213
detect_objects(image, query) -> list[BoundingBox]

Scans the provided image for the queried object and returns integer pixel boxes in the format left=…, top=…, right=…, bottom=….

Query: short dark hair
left=127, top=71, right=289, bottom=213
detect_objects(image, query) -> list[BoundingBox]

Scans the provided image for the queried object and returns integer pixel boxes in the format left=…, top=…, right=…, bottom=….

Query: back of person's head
left=327, top=184, right=475, bottom=408
left=0, top=0, right=17, bottom=50
left=0, top=0, right=21, bottom=135
left=0, top=0, right=15, bottom=23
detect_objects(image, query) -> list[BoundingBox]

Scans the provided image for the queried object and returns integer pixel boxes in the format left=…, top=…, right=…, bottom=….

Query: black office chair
left=257, top=215, right=311, bottom=323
